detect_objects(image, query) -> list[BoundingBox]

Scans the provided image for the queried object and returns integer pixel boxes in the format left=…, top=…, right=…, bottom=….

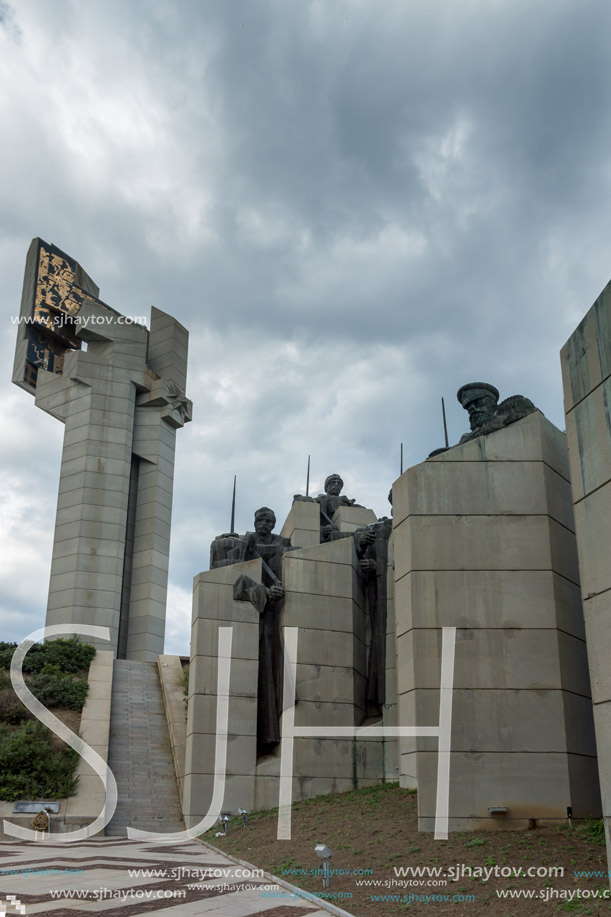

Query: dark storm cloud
left=1, top=0, right=610, bottom=650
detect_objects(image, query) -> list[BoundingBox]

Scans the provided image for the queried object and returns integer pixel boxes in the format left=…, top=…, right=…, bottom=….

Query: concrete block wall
left=561, top=280, right=611, bottom=867
left=393, top=411, right=600, bottom=831
left=183, top=559, right=261, bottom=828
left=184, top=532, right=397, bottom=823
left=332, top=504, right=378, bottom=532
left=280, top=500, right=321, bottom=548
left=254, top=537, right=372, bottom=810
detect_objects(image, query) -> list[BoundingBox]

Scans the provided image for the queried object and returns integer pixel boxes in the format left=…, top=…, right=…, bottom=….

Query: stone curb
left=196, top=838, right=357, bottom=917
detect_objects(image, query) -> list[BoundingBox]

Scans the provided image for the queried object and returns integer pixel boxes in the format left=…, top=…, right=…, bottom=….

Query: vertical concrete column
left=183, top=560, right=261, bottom=829
left=126, top=309, right=190, bottom=660
left=280, top=500, right=321, bottom=547
left=393, top=411, right=599, bottom=831
left=332, top=505, right=378, bottom=532
left=384, top=533, right=399, bottom=781
left=35, top=307, right=149, bottom=653
left=561, top=282, right=611, bottom=867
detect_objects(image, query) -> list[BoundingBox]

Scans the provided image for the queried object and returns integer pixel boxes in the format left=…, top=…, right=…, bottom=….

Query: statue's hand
left=321, top=523, right=339, bottom=542
left=217, top=532, right=239, bottom=539
left=266, top=583, right=285, bottom=602
left=359, top=530, right=376, bottom=547
left=359, top=558, right=376, bottom=575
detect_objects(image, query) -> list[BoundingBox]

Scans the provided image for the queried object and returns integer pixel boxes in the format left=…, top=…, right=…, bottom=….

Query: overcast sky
left=1, top=0, right=610, bottom=655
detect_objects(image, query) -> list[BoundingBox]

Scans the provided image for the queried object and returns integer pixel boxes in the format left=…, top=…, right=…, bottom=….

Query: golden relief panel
left=17, top=239, right=100, bottom=392
left=32, top=244, right=84, bottom=346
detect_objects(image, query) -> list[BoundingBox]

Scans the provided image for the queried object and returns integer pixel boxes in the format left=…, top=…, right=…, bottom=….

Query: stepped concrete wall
left=393, top=411, right=600, bottom=831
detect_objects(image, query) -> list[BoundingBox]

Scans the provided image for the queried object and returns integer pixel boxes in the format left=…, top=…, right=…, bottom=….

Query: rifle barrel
left=230, top=475, right=236, bottom=533
left=442, top=397, right=449, bottom=448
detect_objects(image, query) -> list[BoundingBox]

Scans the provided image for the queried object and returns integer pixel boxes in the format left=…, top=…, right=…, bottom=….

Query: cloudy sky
left=1, top=0, right=610, bottom=655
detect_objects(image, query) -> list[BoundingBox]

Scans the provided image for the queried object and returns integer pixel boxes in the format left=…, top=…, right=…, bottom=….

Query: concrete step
left=106, top=660, right=184, bottom=836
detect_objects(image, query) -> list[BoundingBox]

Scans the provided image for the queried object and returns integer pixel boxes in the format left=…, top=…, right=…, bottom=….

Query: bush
left=0, top=721, right=78, bottom=801
left=28, top=671, right=88, bottom=711
left=0, top=637, right=96, bottom=675
left=0, top=644, right=16, bottom=672
left=0, top=688, right=32, bottom=725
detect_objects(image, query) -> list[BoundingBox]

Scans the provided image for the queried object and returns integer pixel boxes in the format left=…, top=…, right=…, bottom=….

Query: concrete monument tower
left=12, top=238, right=192, bottom=660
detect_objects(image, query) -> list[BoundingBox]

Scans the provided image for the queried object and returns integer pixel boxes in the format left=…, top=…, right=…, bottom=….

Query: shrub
left=0, top=688, right=32, bottom=725
left=0, top=644, right=16, bottom=672
left=0, top=637, right=95, bottom=675
left=28, top=671, right=88, bottom=711
left=38, top=637, right=96, bottom=673
left=0, top=721, right=78, bottom=801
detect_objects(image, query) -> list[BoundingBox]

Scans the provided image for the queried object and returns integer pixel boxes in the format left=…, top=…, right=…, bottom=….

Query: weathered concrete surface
left=65, top=649, right=114, bottom=830
left=184, top=559, right=261, bottom=828
left=185, top=534, right=397, bottom=823
left=280, top=499, right=321, bottom=547
left=158, top=653, right=188, bottom=803
left=332, top=504, right=378, bottom=532
left=562, top=280, right=611, bottom=871
left=393, top=410, right=599, bottom=831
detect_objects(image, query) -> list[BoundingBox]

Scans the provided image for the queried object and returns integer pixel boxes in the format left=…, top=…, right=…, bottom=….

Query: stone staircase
left=105, top=660, right=184, bottom=836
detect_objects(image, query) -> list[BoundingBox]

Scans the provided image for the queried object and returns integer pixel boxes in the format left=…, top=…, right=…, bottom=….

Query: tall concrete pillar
left=393, top=411, right=600, bottom=831
left=561, top=282, right=611, bottom=867
left=183, top=559, right=261, bottom=828
left=12, top=238, right=192, bottom=660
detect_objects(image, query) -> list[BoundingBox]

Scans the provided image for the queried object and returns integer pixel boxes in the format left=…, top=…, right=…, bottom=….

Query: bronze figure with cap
left=429, top=382, right=537, bottom=455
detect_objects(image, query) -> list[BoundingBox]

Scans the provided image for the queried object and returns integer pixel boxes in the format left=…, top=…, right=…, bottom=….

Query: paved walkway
left=0, top=838, right=342, bottom=916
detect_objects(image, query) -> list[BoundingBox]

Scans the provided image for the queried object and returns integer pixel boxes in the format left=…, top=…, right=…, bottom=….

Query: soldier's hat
left=456, top=382, right=499, bottom=408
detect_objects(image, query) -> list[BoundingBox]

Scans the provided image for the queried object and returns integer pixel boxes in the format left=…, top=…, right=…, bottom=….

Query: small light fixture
left=238, top=807, right=249, bottom=827
left=488, top=806, right=508, bottom=816
left=315, top=843, right=333, bottom=888
left=219, top=812, right=231, bottom=835
left=567, top=806, right=573, bottom=828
